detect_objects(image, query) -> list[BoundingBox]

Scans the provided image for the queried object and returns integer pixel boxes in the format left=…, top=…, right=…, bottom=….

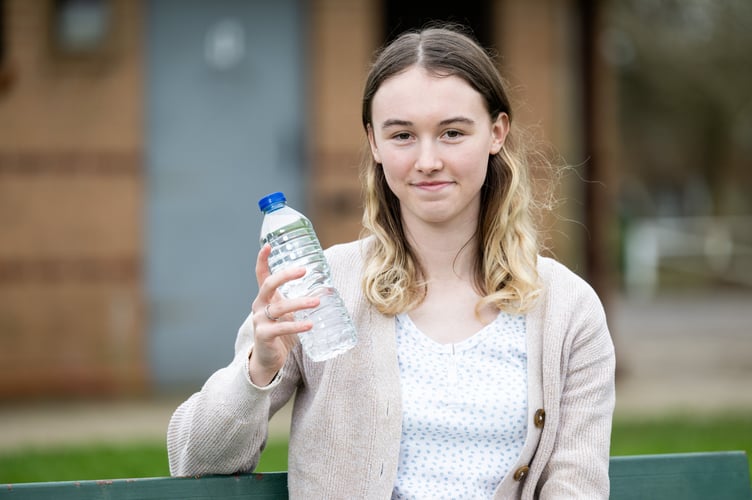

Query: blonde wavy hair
left=360, top=25, right=543, bottom=316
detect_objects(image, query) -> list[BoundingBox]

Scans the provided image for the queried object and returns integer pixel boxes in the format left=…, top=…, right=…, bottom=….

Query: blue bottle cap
left=258, top=191, right=287, bottom=212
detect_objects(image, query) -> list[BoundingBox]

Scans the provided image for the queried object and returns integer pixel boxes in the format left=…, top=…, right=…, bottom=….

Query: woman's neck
left=404, top=219, right=479, bottom=283
left=402, top=217, right=498, bottom=342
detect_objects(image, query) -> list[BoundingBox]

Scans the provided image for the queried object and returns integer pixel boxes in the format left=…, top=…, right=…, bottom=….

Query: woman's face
left=367, top=66, right=508, bottom=229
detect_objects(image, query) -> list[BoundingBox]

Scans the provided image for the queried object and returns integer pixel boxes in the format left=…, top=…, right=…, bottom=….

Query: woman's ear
left=367, top=124, right=382, bottom=163
left=489, top=113, right=510, bottom=155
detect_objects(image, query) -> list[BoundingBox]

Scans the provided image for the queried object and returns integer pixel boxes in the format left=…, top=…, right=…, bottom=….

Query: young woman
left=168, top=25, right=615, bottom=499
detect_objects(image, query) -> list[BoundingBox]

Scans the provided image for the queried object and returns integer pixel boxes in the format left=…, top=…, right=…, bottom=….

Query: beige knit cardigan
left=167, top=238, right=615, bottom=499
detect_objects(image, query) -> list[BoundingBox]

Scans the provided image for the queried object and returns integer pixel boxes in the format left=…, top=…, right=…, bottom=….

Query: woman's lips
left=412, top=181, right=454, bottom=191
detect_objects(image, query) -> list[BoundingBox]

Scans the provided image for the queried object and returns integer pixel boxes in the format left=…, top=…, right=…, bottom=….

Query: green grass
left=0, top=441, right=169, bottom=483
left=1, top=413, right=750, bottom=484
left=0, top=439, right=288, bottom=484
left=611, top=413, right=752, bottom=457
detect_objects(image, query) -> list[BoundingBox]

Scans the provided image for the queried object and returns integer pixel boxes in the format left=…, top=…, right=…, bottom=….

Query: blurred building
left=11, top=0, right=745, bottom=399
left=1, top=0, right=146, bottom=398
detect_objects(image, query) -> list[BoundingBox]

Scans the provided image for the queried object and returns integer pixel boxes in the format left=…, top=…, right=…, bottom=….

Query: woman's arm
left=167, top=314, right=299, bottom=476
left=538, top=288, right=616, bottom=499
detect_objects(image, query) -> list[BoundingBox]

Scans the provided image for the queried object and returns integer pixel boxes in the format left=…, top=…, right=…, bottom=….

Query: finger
left=255, top=244, right=310, bottom=295
left=253, top=316, right=310, bottom=336
left=252, top=312, right=313, bottom=344
left=258, top=267, right=307, bottom=304
left=263, top=296, right=320, bottom=322
left=254, top=244, right=273, bottom=285
left=258, top=318, right=314, bottom=338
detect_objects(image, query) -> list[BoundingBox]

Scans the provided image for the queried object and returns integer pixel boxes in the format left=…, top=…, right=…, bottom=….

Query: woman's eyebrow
left=380, top=116, right=475, bottom=129
left=439, top=116, right=475, bottom=126
left=381, top=118, right=412, bottom=129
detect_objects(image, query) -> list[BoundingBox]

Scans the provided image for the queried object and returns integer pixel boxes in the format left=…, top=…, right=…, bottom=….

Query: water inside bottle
left=263, top=218, right=330, bottom=297
left=296, top=288, right=357, bottom=361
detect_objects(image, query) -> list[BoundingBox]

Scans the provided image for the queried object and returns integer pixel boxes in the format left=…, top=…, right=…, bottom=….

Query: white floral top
left=392, top=311, right=528, bottom=499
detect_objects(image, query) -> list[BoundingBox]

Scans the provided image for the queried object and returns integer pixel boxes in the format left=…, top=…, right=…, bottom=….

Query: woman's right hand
left=248, top=244, right=320, bottom=386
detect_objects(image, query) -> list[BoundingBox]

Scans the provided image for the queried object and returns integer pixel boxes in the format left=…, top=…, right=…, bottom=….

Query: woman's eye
left=444, top=130, right=463, bottom=139
left=393, top=132, right=411, bottom=141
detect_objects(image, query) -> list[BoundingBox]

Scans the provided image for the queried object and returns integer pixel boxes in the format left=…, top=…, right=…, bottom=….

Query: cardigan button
left=513, top=465, right=530, bottom=482
left=534, top=408, right=546, bottom=428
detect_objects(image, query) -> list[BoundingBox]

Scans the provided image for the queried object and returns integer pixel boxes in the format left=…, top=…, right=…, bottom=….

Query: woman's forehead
left=371, top=67, right=487, bottom=125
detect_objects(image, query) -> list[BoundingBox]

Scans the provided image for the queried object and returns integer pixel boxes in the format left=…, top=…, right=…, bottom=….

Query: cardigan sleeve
left=537, top=273, right=616, bottom=499
left=166, top=313, right=300, bottom=476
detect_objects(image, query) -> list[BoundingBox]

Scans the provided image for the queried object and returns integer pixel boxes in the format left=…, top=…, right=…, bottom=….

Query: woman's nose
left=414, top=141, right=443, bottom=173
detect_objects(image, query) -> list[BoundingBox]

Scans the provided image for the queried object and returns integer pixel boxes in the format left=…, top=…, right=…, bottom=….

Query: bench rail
left=2, top=452, right=750, bottom=499
left=610, top=451, right=752, bottom=499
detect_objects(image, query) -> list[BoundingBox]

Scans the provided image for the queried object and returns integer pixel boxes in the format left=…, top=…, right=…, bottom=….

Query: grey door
left=145, top=0, right=307, bottom=389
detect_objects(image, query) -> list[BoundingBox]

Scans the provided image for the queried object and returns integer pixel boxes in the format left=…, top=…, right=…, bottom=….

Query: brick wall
left=0, top=0, right=146, bottom=398
left=308, top=0, right=380, bottom=247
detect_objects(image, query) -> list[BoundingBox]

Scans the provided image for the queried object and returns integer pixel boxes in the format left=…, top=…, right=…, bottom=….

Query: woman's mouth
left=413, top=181, right=454, bottom=191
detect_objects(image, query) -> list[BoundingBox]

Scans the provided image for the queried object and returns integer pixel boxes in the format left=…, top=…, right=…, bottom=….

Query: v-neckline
left=396, top=311, right=505, bottom=354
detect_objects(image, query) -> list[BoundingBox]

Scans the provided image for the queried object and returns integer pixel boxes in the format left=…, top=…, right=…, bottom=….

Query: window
left=50, top=0, right=112, bottom=56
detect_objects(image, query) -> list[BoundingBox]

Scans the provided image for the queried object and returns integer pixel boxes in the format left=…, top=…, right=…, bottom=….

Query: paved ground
left=1, top=290, right=751, bottom=452
left=610, top=290, right=752, bottom=416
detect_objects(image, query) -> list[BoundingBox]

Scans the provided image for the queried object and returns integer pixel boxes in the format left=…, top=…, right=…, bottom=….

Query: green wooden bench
left=2, top=452, right=750, bottom=499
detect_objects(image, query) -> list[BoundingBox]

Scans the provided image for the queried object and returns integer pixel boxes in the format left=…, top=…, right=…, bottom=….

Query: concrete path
left=611, top=290, right=752, bottom=416
left=1, top=290, right=750, bottom=452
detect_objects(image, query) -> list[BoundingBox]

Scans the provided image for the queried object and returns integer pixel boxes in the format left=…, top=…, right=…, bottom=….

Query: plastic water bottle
left=258, top=191, right=357, bottom=361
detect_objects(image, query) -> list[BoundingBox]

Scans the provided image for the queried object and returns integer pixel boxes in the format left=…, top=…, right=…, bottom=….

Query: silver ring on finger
left=264, top=303, right=280, bottom=322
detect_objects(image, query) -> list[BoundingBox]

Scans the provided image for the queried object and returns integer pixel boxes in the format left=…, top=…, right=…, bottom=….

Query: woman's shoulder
left=323, top=237, right=373, bottom=306
left=534, top=255, right=611, bottom=344
left=538, top=255, right=590, bottom=288
left=536, top=255, right=603, bottom=308
left=324, top=236, right=373, bottom=264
